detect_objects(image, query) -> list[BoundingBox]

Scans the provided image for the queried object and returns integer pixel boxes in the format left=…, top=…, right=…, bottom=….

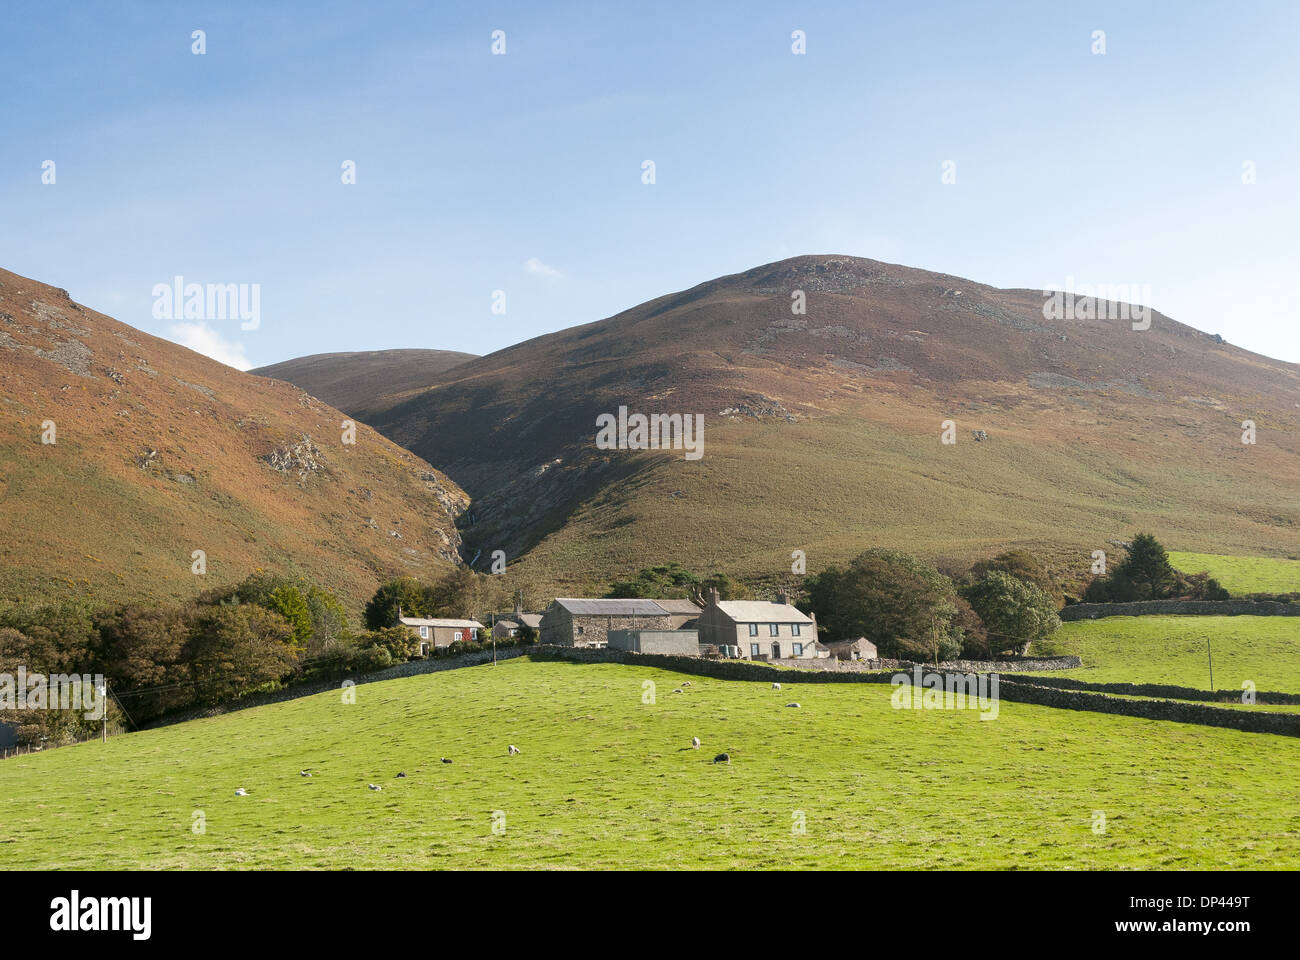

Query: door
left=771, top=642, right=781, bottom=659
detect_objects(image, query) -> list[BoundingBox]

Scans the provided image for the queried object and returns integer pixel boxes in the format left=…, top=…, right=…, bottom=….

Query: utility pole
left=100, top=680, right=107, bottom=744
left=1207, top=637, right=1214, bottom=692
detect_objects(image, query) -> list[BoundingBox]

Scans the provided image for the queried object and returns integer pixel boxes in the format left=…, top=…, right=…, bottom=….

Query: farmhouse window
left=454, top=631, right=463, bottom=642
left=768, top=623, right=779, bottom=637
left=748, top=623, right=758, bottom=636
left=750, top=643, right=760, bottom=657
left=792, top=643, right=803, bottom=657
left=419, top=626, right=429, bottom=639
left=792, top=624, right=801, bottom=636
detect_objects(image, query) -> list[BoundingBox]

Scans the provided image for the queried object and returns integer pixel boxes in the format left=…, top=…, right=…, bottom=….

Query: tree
left=303, top=585, right=349, bottom=652
left=960, top=571, right=1060, bottom=656
left=355, top=626, right=420, bottom=663
left=803, top=549, right=964, bottom=660
left=1112, top=533, right=1177, bottom=601
left=182, top=606, right=299, bottom=704
left=607, top=563, right=752, bottom=602
left=94, top=604, right=193, bottom=721
left=364, top=577, right=433, bottom=630
left=425, top=567, right=484, bottom=620
left=265, top=585, right=313, bottom=650
left=969, top=549, right=1063, bottom=608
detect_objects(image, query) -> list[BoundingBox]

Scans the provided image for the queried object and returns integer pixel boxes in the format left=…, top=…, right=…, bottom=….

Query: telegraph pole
left=1207, top=638, right=1215, bottom=692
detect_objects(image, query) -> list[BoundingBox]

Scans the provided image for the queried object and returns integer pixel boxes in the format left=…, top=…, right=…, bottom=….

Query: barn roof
left=553, top=598, right=673, bottom=616
left=654, top=599, right=703, bottom=615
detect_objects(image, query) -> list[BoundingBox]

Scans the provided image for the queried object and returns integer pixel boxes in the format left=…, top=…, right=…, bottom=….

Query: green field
left=1168, top=552, right=1300, bottom=595
left=1029, top=615, right=1300, bottom=691
left=2, top=656, right=1297, bottom=869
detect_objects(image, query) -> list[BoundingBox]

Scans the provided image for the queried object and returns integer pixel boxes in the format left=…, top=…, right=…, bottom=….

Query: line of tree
left=801, top=547, right=1062, bottom=660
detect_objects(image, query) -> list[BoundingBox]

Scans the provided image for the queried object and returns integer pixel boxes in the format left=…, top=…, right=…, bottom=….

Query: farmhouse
left=394, top=612, right=485, bottom=655
left=696, top=590, right=821, bottom=660
left=539, top=598, right=689, bottom=647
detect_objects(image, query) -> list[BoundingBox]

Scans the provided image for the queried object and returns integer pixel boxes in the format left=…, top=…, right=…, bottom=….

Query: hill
left=1, top=656, right=1295, bottom=868
left=252, top=349, right=476, bottom=421
left=0, top=268, right=468, bottom=612
left=358, top=255, right=1300, bottom=594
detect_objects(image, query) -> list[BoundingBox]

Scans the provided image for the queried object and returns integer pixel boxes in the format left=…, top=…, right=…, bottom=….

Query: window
left=577, top=625, right=585, bottom=634
left=792, top=643, right=803, bottom=657
left=792, top=623, right=801, bottom=636
left=453, top=631, right=463, bottom=642
left=748, top=623, right=758, bottom=637
left=419, top=642, right=429, bottom=656
left=769, top=623, right=779, bottom=637
left=750, top=643, right=760, bottom=658
left=419, top=626, right=429, bottom=639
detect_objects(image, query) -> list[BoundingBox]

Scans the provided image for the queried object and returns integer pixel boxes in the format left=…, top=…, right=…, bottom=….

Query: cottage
left=825, top=636, right=879, bottom=661
left=491, top=601, right=544, bottom=640
left=395, top=612, right=485, bottom=656
left=539, top=598, right=679, bottom=647
left=696, top=590, right=819, bottom=660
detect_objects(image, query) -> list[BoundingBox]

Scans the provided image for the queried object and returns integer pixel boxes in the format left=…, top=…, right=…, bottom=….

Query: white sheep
left=234, top=788, right=248, bottom=796
left=772, top=682, right=781, bottom=691
left=786, top=702, right=801, bottom=708
left=508, top=745, right=520, bottom=755
left=368, top=783, right=382, bottom=791
left=691, top=737, right=701, bottom=749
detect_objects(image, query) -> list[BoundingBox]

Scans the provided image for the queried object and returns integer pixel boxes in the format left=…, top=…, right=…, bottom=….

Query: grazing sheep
left=299, top=770, right=311, bottom=777
left=786, top=702, right=801, bottom=708
left=441, top=757, right=453, bottom=764
left=395, top=772, right=407, bottom=778
left=508, top=745, right=520, bottom=755
left=712, top=753, right=730, bottom=764
left=772, top=682, right=781, bottom=690
left=681, top=681, right=691, bottom=687
left=234, top=788, right=249, bottom=796
left=368, top=783, right=382, bottom=791
left=691, top=737, right=701, bottom=749
left=671, top=688, right=683, bottom=694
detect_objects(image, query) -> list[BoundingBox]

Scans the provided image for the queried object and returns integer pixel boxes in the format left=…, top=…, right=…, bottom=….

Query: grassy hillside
left=356, top=255, right=1300, bottom=594
left=2, top=657, right=1296, bottom=869
left=1029, top=616, right=1300, bottom=690
left=1168, top=552, right=1300, bottom=595
left=252, top=349, right=476, bottom=421
left=0, top=268, right=468, bottom=613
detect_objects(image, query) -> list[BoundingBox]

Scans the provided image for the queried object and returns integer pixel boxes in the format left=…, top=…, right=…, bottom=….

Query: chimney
left=707, top=587, right=720, bottom=604
left=514, top=596, right=522, bottom=618
left=776, top=591, right=789, bottom=606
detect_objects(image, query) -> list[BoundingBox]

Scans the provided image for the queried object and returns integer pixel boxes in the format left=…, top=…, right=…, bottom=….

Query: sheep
left=786, top=702, right=801, bottom=708
left=508, top=745, right=520, bottom=755
left=395, top=772, right=407, bottom=778
left=299, top=770, right=312, bottom=777
left=681, top=681, right=691, bottom=687
left=691, top=737, right=701, bottom=749
left=234, top=788, right=249, bottom=796
left=368, top=783, right=382, bottom=791
left=441, top=757, right=453, bottom=764
left=712, top=753, right=730, bottom=764
left=772, top=682, right=781, bottom=690
left=671, top=688, right=683, bottom=694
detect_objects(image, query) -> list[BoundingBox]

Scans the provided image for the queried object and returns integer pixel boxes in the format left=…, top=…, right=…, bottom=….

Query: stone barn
left=539, top=598, right=677, bottom=647
left=824, top=636, right=879, bottom=661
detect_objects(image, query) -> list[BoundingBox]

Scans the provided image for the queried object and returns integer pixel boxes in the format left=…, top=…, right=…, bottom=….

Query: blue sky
left=3, top=0, right=1298, bottom=368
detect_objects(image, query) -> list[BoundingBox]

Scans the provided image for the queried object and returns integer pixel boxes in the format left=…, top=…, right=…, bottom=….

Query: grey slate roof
left=653, top=599, right=703, bottom=615
left=553, top=598, right=673, bottom=616
left=711, top=600, right=814, bottom=624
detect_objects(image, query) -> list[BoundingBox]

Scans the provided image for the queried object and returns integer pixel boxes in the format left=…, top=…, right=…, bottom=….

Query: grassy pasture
left=1029, top=616, right=1300, bottom=692
left=1168, top=551, right=1300, bottom=595
left=2, top=657, right=1296, bottom=870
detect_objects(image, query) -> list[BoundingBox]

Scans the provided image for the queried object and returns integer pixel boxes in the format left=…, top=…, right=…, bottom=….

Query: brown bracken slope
left=0, top=268, right=468, bottom=612
left=357, top=255, right=1300, bottom=594
left=252, top=349, right=476, bottom=421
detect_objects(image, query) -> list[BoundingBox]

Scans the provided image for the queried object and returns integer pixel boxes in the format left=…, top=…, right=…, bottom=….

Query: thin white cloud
left=169, top=322, right=252, bottom=371
left=523, top=257, right=564, bottom=281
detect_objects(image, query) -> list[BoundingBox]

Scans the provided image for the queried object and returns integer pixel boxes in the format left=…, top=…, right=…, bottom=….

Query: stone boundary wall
left=767, top=655, right=1082, bottom=673
left=529, top=646, right=1300, bottom=737
left=1013, top=674, right=1300, bottom=705
left=143, top=645, right=529, bottom=730
left=1061, top=599, right=1300, bottom=621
